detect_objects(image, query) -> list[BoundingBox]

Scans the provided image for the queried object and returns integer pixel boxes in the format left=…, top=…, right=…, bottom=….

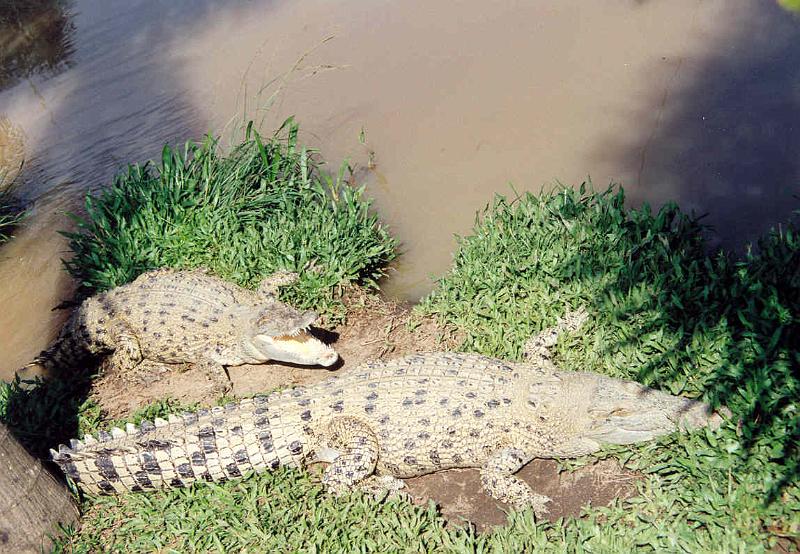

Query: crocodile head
left=245, top=302, right=338, bottom=367
left=527, top=371, right=727, bottom=456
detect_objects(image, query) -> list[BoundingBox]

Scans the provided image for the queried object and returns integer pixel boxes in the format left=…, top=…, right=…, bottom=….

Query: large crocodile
left=51, top=309, right=725, bottom=514
left=33, top=268, right=338, bottom=391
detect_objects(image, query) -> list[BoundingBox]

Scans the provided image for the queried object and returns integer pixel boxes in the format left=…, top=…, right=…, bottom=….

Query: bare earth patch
left=406, top=459, right=640, bottom=532
left=87, top=288, right=641, bottom=530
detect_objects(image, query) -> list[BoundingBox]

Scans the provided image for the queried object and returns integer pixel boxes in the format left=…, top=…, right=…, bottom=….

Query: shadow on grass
left=421, top=185, right=800, bottom=507
left=0, top=369, right=97, bottom=463
left=584, top=219, right=799, bottom=503
left=556, top=197, right=799, bottom=503
left=565, top=208, right=800, bottom=504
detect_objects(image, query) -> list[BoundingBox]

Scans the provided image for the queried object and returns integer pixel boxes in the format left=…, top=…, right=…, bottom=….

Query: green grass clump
left=58, top=469, right=462, bottom=553
left=420, top=184, right=800, bottom=550
left=62, top=119, right=396, bottom=320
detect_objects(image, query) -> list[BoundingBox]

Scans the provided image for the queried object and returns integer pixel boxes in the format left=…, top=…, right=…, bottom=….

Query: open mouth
left=274, top=328, right=315, bottom=342
left=270, top=329, right=338, bottom=366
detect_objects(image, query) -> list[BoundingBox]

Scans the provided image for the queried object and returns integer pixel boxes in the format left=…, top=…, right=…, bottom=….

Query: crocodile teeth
left=69, top=439, right=83, bottom=450
left=154, top=418, right=168, bottom=427
left=167, top=414, right=181, bottom=424
left=83, top=434, right=98, bottom=446
left=111, top=427, right=126, bottom=439
left=125, top=423, right=138, bottom=434
left=98, top=431, right=112, bottom=442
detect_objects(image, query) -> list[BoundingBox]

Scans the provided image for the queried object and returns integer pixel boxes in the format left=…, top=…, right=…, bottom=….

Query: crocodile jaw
left=579, top=377, right=726, bottom=445
left=250, top=331, right=338, bottom=367
left=528, top=371, right=727, bottom=448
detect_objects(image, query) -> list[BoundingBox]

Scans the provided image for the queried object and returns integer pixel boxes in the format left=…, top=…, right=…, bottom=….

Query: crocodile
left=50, top=309, right=726, bottom=514
left=33, top=268, right=338, bottom=390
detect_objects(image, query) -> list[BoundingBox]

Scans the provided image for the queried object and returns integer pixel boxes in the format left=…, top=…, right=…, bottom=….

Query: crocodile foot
left=357, top=475, right=410, bottom=503
left=512, top=492, right=551, bottom=518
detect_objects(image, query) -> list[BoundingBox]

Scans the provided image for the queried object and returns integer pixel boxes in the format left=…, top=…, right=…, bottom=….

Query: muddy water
left=1, top=0, right=799, bottom=380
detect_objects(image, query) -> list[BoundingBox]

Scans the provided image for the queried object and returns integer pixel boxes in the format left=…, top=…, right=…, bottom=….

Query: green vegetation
left=421, top=185, right=800, bottom=550
left=63, top=119, right=396, bottom=320
left=3, top=149, right=798, bottom=550
left=779, top=0, right=800, bottom=14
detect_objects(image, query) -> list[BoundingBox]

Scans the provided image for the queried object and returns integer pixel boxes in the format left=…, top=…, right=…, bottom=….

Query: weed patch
left=62, top=119, right=396, bottom=321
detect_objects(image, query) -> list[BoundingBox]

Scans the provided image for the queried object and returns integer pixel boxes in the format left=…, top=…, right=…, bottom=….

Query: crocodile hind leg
left=355, top=474, right=409, bottom=502
left=522, top=307, right=589, bottom=365
left=480, top=447, right=550, bottom=517
left=319, top=416, right=382, bottom=495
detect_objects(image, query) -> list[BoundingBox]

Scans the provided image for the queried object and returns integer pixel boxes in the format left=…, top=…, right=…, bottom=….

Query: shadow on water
left=599, top=0, right=800, bottom=252
left=0, top=0, right=75, bottom=92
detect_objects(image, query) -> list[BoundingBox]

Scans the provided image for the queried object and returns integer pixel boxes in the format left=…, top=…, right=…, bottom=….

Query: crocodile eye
left=608, top=408, right=630, bottom=417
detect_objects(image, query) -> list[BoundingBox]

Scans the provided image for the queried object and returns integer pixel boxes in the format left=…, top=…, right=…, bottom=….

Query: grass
left=3, top=161, right=799, bottom=551
left=62, top=118, right=396, bottom=321
left=779, top=0, right=800, bottom=14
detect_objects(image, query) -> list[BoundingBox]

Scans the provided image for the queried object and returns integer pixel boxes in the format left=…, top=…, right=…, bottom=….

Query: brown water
left=1, top=0, right=799, bottom=380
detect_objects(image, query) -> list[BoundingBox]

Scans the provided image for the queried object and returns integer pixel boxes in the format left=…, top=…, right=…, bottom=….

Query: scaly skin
left=51, top=310, right=725, bottom=515
left=33, top=269, right=338, bottom=390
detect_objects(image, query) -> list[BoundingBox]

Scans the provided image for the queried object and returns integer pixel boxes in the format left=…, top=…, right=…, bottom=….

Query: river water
left=1, top=0, right=799, bottom=380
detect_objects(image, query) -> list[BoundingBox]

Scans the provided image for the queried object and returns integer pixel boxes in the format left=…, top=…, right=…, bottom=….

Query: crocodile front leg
left=318, top=416, right=381, bottom=495
left=480, top=447, right=551, bottom=516
left=522, top=307, right=589, bottom=365
left=194, top=358, right=231, bottom=393
left=106, top=327, right=143, bottom=373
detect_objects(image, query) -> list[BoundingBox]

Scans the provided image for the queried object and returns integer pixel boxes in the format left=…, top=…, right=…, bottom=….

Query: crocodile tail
left=50, top=398, right=283, bottom=494
left=31, top=325, right=89, bottom=374
left=30, top=299, right=104, bottom=373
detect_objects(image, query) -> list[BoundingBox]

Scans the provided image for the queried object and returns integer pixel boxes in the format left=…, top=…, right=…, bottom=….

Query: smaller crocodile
left=51, top=309, right=726, bottom=515
left=33, top=268, right=338, bottom=390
